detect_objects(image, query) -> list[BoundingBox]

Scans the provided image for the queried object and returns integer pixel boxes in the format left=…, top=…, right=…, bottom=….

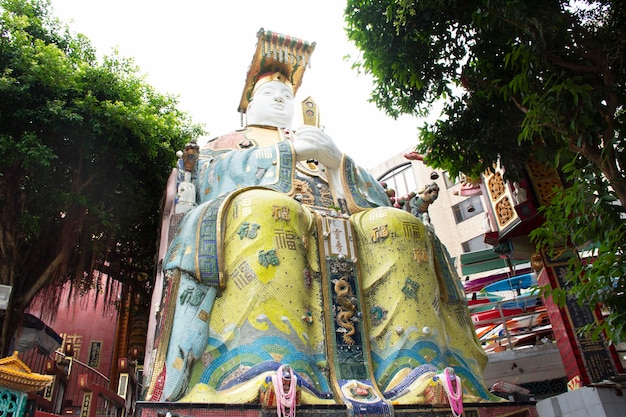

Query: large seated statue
left=143, top=29, right=494, bottom=410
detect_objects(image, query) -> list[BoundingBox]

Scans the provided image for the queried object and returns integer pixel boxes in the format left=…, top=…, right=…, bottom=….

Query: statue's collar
left=246, top=124, right=282, bottom=130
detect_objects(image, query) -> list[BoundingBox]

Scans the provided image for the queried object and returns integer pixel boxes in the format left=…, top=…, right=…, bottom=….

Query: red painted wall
left=28, top=277, right=122, bottom=379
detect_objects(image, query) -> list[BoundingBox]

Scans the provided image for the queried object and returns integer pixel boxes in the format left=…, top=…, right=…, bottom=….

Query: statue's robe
left=145, top=126, right=493, bottom=405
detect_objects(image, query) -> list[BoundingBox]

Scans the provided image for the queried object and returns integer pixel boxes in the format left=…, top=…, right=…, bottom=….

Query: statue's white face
left=247, top=81, right=295, bottom=127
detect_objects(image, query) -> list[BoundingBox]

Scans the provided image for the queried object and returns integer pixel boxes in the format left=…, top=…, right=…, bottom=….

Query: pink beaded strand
left=441, top=367, right=464, bottom=417
left=272, top=365, right=297, bottom=417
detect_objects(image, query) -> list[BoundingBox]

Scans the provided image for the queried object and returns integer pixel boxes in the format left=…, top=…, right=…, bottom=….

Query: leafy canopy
left=345, top=0, right=625, bottom=343
left=0, top=0, right=203, bottom=353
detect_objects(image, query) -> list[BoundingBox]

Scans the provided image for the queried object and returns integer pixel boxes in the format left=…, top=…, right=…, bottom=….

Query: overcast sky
left=51, top=0, right=426, bottom=168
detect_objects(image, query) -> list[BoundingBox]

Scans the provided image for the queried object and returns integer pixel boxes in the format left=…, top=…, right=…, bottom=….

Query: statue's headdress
left=238, top=28, right=316, bottom=114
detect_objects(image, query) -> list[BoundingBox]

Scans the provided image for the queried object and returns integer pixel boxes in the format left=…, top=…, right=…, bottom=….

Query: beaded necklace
left=272, top=365, right=297, bottom=417
left=440, top=367, right=464, bottom=417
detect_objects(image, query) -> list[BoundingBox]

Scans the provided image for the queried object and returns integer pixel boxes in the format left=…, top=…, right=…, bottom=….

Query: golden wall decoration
left=495, top=197, right=514, bottom=227
left=488, top=172, right=505, bottom=201
left=526, top=159, right=563, bottom=206
left=482, top=165, right=519, bottom=232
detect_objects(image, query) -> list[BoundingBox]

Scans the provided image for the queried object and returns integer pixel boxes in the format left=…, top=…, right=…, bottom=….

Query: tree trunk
left=611, top=178, right=626, bottom=215
left=597, top=151, right=626, bottom=211
left=576, top=135, right=626, bottom=211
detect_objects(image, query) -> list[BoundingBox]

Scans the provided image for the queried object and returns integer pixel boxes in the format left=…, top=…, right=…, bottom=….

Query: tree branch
left=510, top=94, right=528, bottom=114
left=544, top=51, right=604, bottom=73
left=18, top=251, right=68, bottom=305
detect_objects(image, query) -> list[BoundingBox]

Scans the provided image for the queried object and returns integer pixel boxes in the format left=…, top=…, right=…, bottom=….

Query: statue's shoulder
left=203, top=128, right=249, bottom=151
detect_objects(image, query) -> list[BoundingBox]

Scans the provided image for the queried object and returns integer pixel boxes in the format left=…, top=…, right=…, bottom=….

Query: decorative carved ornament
left=488, top=172, right=505, bottom=201
left=495, top=197, right=514, bottom=227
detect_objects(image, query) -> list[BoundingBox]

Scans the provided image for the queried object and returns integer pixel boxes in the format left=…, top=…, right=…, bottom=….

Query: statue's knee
left=228, top=189, right=300, bottom=216
left=226, top=189, right=310, bottom=231
left=353, top=206, right=426, bottom=239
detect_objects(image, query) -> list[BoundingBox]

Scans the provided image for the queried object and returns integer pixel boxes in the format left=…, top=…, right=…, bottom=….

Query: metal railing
left=468, top=297, right=553, bottom=353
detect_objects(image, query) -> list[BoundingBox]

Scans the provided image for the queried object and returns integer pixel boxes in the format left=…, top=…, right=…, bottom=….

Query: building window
left=452, top=195, right=484, bottom=223
left=443, top=172, right=459, bottom=189
left=462, top=235, right=492, bottom=253
left=378, top=163, right=417, bottom=199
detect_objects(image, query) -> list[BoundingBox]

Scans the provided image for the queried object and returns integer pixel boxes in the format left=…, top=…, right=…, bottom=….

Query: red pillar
left=538, top=251, right=622, bottom=386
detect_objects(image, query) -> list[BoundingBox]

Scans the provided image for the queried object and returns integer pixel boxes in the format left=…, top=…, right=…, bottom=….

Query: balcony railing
left=468, top=297, right=553, bottom=353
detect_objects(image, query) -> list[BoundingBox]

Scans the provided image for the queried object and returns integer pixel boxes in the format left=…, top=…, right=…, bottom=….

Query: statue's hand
left=293, top=126, right=342, bottom=169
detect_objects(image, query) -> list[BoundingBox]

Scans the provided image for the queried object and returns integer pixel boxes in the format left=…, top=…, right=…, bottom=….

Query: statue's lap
left=168, top=190, right=488, bottom=403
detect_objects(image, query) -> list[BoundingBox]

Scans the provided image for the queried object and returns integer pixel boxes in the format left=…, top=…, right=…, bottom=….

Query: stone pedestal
left=536, top=386, right=626, bottom=417
left=136, top=401, right=538, bottom=417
